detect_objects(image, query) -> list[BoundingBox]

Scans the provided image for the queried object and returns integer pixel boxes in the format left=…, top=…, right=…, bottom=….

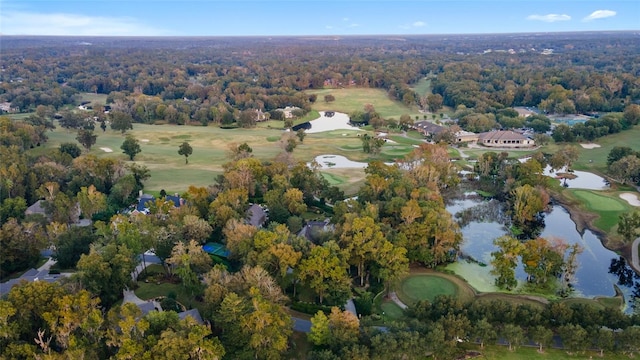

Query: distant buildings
left=477, top=130, right=535, bottom=148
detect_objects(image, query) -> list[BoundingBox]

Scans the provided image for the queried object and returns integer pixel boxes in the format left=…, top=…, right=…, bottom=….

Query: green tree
left=339, top=216, right=386, bottom=286
left=308, top=310, right=330, bottom=346
left=529, top=325, right=553, bottom=353
left=59, top=142, right=82, bottom=158
left=76, top=129, right=97, bottom=151
left=54, top=226, right=96, bottom=269
left=109, top=110, right=134, bottom=133
left=501, top=323, right=524, bottom=351
left=490, top=235, right=522, bottom=290
left=120, top=134, right=141, bottom=161
left=558, top=324, right=588, bottom=353
left=77, top=184, right=107, bottom=220
left=471, top=318, right=496, bottom=349
left=178, top=141, right=193, bottom=164
left=617, top=211, right=640, bottom=242
left=152, top=316, right=225, bottom=360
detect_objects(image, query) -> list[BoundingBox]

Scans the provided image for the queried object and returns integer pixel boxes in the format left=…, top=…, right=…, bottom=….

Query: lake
left=446, top=193, right=639, bottom=309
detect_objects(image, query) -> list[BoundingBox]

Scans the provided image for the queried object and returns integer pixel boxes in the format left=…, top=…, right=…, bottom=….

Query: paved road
left=632, top=237, right=640, bottom=273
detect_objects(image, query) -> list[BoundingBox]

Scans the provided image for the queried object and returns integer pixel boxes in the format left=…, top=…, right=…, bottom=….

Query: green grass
left=134, top=265, right=202, bottom=310
left=396, top=275, right=458, bottom=305
left=379, top=300, right=406, bottom=321
left=320, top=171, right=347, bottom=186
left=572, top=124, right=640, bottom=173
left=463, top=343, right=626, bottom=360
left=388, top=135, right=425, bottom=146
left=79, top=92, right=108, bottom=106
left=306, top=88, right=423, bottom=119
left=567, top=189, right=631, bottom=232
left=31, top=121, right=384, bottom=194
left=410, top=77, right=432, bottom=98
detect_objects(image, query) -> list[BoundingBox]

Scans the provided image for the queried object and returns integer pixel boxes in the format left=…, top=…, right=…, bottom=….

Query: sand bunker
left=580, top=143, right=601, bottom=149
left=100, top=147, right=113, bottom=153
left=620, top=193, right=640, bottom=207
left=140, top=139, right=150, bottom=142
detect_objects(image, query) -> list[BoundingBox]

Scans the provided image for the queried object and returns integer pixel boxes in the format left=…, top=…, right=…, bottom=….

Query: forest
left=1, top=32, right=640, bottom=359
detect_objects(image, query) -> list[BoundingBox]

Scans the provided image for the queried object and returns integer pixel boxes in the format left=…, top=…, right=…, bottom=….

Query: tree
left=297, top=241, right=350, bottom=304
left=558, top=324, right=588, bottom=353
left=54, top=226, right=96, bottom=269
left=109, top=110, right=133, bottom=133
left=296, top=129, right=306, bottom=143
left=324, top=94, right=335, bottom=103
left=76, top=129, right=97, bottom=151
left=59, top=142, right=82, bottom=158
left=77, top=185, right=107, bottom=220
left=308, top=310, right=330, bottom=346
left=529, top=325, right=553, bottom=353
left=490, top=236, right=522, bottom=290
left=151, top=316, right=225, bottom=360
left=178, top=141, right=193, bottom=164
left=471, top=318, right=496, bottom=349
left=121, top=134, right=141, bottom=161
left=591, top=327, right=614, bottom=357
left=501, top=323, right=524, bottom=351
left=617, top=211, right=640, bottom=243
left=426, top=93, right=443, bottom=112
left=339, top=216, right=386, bottom=286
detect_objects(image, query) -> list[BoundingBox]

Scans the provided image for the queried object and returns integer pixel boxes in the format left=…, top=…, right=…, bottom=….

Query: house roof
left=25, top=200, right=46, bottom=215
left=478, top=130, right=529, bottom=141
left=246, top=204, right=267, bottom=227
left=136, top=195, right=155, bottom=212
left=413, top=121, right=445, bottom=134
left=178, top=309, right=204, bottom=324
left=165, top=195, right=183, bottom=208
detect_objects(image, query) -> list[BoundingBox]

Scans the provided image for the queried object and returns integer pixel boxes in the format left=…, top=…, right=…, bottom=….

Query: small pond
left=446, top=193, right=639, bottom=309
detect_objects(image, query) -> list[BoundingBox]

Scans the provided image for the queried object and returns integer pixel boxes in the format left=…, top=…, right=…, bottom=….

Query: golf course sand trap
left=306, top=111, right=363, bottom=133
left=580, top=143, right=601, bottom=149
left=141, top=139, right=150, bottom=142
left=100, top=147, right=113, bottom=153
left=620, top=193, right=640, bottom=206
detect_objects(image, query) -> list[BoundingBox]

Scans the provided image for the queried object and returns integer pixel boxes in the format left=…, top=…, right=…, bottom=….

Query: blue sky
left=1, top=0, right=638, bottom=36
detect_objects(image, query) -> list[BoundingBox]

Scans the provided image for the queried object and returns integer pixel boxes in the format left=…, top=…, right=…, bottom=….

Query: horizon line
left=1, top=29, right=638, bottom=38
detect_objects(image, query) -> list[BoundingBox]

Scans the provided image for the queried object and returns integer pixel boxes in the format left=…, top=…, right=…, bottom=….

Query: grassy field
left=571, top=125, right=640, bottom=173
left=306, top=88, right=423, bottom=119
left=32, top=121, right=383, bottom=194
left=462, top=343, right=627, bottom=360
left=397, top=275, right=459, bottom=305
left=135, top=265, right=202, bottom=311
left=410, top=77, right=432, bottom=98
left=567, top=189, right=631, bottom=232
left=78, top=92, right=108, bottom=106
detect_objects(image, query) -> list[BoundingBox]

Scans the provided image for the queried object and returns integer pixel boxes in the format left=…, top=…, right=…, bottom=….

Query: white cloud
left=348, top=23, right=359, bottom=28
left=399, top=21, right=427, bottom=30
left=412, top=21, right=426, bottom=27
left=583, top=10, right=617, bottom=21
left=526, top=14, right=571, bottom=22
left=0, top=10, right=169, bottom=36
left=325, top=25, right=334, bottom=29
left=342, top=17, right=349, bottom=22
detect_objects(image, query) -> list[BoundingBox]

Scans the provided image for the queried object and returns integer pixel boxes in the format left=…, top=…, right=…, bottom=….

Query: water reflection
left=447, top=193, right=638, bottom=310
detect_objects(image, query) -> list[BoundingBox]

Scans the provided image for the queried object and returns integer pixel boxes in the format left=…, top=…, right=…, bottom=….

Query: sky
left=0, top=0, right=638, bottom=37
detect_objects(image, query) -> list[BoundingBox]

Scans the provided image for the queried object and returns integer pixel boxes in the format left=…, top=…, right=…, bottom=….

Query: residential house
left=454, top=130, right=479, bottom=143
left=298, top=219, right=334, bottom=244
left=412, top=121, right=445, bottom=137
left=478, top=130, right=535, bottom=148
left=246, top=204, right=268, bottom=228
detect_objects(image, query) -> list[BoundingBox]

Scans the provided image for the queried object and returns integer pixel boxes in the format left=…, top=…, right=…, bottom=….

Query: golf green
left=399, top=275, right=458, bottom=304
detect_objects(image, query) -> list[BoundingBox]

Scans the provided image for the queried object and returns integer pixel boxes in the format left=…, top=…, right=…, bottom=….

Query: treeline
left=303, top=296, right=640, bottom=359
left=2, top=33, right=638, bottom=129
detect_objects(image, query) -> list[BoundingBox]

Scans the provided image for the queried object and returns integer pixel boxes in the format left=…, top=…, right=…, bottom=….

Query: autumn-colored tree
left=490, top=235, right=523, bottom=290
left=338, top=215, right=386, bottom=286
left=297, top=241, right=350, bottom=304
left=77, top=184, right=107, bottom=219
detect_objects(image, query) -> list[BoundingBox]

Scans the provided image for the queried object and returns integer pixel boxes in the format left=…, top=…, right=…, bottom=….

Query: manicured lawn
left=388, top=135, right=425, bottom=146
left=410, top=77, right=432, bottom=98
left=396, top=274, right=458, bottom=305
left=567, top=189, right=631, bottom=232
left=78, top=92, right=108, bottom=105
left=463, top=343, right=626, bottom=360
left=571, top=124, right=640, bottom=173
left=379, top=300, right=406, bottom=321
left=306, top=88, right=423, bottom=119
left=30, top=121, right=382, bottom=194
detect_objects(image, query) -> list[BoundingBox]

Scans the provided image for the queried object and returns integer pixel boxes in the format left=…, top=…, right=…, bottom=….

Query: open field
left=461, top=343, right=629, bottom=360
left=78, top=92, right=108, bottom=106
left=410, top=77, right=432, bottom=97
left=306, top=88, right=423, bottom=119
left=31, top=121, right=384, bottom=194
left=571, top=125, right=640, bottom=173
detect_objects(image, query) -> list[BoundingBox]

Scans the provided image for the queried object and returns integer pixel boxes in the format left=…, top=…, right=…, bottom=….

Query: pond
left=446, top=193, right=639, bottom=309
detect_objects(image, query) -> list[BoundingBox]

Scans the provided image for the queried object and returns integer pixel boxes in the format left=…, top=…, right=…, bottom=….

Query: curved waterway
left=446, top=193, right=639, bottom=309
